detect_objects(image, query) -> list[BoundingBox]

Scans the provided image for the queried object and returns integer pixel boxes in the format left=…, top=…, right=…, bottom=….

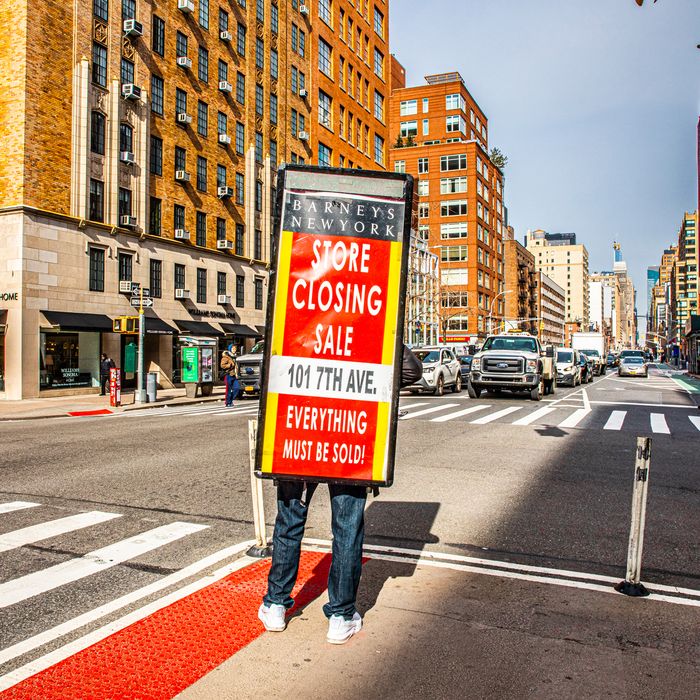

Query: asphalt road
left=1, top=365, right=699, bottom=693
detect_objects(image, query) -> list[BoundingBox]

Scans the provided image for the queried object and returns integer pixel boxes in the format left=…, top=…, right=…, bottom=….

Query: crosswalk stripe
left=690, top=416, right=700, bottom=431
left=603, top=411, right=626, bottom=431
left=650, top=413, right=670, bottom=434
left=398, top=402, right=430, bottom=411
left=0, top=511, right=122, bottom=553
left=512, top=407, right=556, bottom=426
left=0, top=521, right=208, bottom=609
left=471, top=406, right=522, bottom=425
left=399, top=403, right=460, bottom=420
left=430, top=404, right=492, bottom=422
left=123, top=404, right=258, bottom=418
left=558, top=408, right=591, bottom=429
left=0, top=502, right=40, bottom=514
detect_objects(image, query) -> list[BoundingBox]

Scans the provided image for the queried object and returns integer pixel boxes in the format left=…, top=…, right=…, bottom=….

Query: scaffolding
left=405, top=235, right=440, bottom=347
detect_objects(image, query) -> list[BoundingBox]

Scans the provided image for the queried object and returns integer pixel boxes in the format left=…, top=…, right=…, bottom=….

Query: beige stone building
left=526, top=229, right=589, bottom=327
left=534, top=272, right=565, bottom=346
left=0, top=0, right=390, bottom=399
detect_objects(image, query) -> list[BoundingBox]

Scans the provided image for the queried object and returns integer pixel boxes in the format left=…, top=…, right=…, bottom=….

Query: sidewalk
left=0, top=385, right=228, bottom=421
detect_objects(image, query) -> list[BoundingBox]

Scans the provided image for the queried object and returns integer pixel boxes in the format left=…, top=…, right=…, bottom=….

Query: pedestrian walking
left=220, top=345, right=239, bottom=407
left=99, top=353, right=115, bottom=396
left=258, top=345, right=423, bottom=644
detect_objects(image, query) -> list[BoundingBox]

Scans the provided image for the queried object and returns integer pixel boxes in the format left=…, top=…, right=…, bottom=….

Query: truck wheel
left=453, top=374, right=462, bottom=393
left=434, top=375, right=444, bottom=396
left=467, top=382, right=481, bottom=399
left=530, top=380, right=544, bottom=401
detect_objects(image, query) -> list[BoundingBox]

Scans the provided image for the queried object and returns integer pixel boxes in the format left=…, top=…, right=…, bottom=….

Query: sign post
left=255, top=166, right=413, bottom=486
left=132, top=285, right=150, bottom=404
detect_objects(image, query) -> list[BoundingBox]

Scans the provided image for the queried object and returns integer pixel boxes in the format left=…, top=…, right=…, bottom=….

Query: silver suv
left=406, top=347, right=462, bottom=396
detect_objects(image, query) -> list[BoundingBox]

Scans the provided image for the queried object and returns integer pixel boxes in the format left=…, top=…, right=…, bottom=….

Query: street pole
left=136, top=287, right=147, bottom=404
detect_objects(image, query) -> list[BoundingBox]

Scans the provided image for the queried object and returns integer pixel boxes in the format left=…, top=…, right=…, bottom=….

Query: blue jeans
left=263, top=480, right=367, bottom=620
left=225, top=375, right=239, bottom=406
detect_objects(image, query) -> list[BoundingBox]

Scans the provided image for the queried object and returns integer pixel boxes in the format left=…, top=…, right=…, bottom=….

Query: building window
left=217, top=271, right=227, bottom=297
left=373, top=48, right=384, bottom=79
left=254, top=230, right=262, bottom=259
left=174, top=204, right=186, bottom=231
left=149, top=197, right=161, bottom=235
left=235, top=173, right=244, bottom=205
left=255, top=278, right=263, bottom=310
left=236, top=275, right=245, bottom=307
left=196, top=211, right=206, bottom=246
left=196, top=268, right=207, bottom=303
left=255, top=180, right=263, bottom=212
left=217, top=59, right=229, bottom=84
left=151, top=75, right=164, bottom=114
left=237, top=22, right=246, bottom=56
left=149, top=259, right=162, bottom=298
left=318, top=38, right=332, bottom=77
left=445, top=93, right=466, bottom=111
left=270, top=139, right=277, bottom=168
left=374, top=134, right=384, bottom=166
left=400, top=99, right=417, bottom=116
left=422, top=119, right=429, bottom=135
left=150, top=136, right=163, bottom=175
left=217, top=111, right=228, bottom=137
left=290, top=109, right=298, bottom=137
left=440, top=176, right=467, bottom=194
left=291, top=66, right=298, bottom=94
left=418, top=203, right=429, bottom=218
left=199, top=0, right=209, bottom=27
left=174, top=264, right=186, bottom=291
left=217, top=164, right=227, bottom=187
left=92, top=43, right=107, bottom=87
left=119, top=123, right=133, bottom=154
left=255, top=37, right=264, bottom=69
left=256, top=0, right=264, bottom=22
left=120, top=58, right=134, bottom=85
left=441, top=200, right=468, bottom=217
left=89, top=247, right=105, bottom=292
left=318, top=90, right=332, bottom=129
left=446, top=115, right=466, bottom=133
left=318, top=142, right=332, bottom=167
left=93, top=0, right=108, bottom=22
left=236, top=72, right=246, bottom=104
left=197, top=101, right=208, bottom=136
left=122, top=0, right=135, bottom=19
left=235, top=223, right=245, bottom=255
left=374, top=91, right=384, bottom=122
left=90, top=111, right=105, bottom=154
left=176, top=88, right=187, bottom=118
left=270, top=48, right=278, bottom=80
left=417, top=180, right=428, bottom=197
left=374, top=6, right=384, bottom=36
left=118, top=252, right=133, bottom=282
left=394, top=160, right=405, bottom=173
left=441, top=245, right=468, bottom=262
left=255, top=132, right=263, bottom=163
left=440, top=154, right=467, bottom=171
left=216, top=218, right=226, bottom=241
left=235, top=122, right=245, bottom=155
left=219, top=8, right=229, bottom=32
left=151, top=15, right=165, bottom=56
left=175, top=146, right=186, bottom=172
left=118, top=188, right=132, bottom=216
left=198, top=46, right=209, bottom=82
left=255, top=83, right=264, bottom=116
left=196, top=156, right=207, bottom=191
left=89, top=179, right=104, bottom=222
left=418, top=157, right=428, bottom=174
left=176, top=31, right=188, bottom=58
left=269, top=93, right=277, bottom=125
left=399, top=121, right=417, bottom=138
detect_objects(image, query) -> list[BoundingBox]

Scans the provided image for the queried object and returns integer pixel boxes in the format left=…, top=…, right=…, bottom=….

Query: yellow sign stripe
left=382, top=241, right=403, bottom=365
left=271, top=230, right=294, bottom=357
left=261, top=392, right=279, bottom=473
left=372, top=402, right=390, bottom=481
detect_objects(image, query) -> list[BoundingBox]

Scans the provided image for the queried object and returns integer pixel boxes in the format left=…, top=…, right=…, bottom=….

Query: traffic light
left=113, top=316, right=138, bottom=333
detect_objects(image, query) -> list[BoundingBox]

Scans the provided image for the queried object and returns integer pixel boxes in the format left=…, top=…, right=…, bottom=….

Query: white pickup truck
left=467, top=332, right=556, bottom=401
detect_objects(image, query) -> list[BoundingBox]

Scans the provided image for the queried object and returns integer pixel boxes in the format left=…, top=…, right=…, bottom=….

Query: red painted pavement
left=1, top=551, right=332, bottom=700
left=66, top=409, right=113, bottom=417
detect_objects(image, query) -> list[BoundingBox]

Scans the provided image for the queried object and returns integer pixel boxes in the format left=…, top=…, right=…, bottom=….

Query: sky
left=390, top=0, right=699, bottom=327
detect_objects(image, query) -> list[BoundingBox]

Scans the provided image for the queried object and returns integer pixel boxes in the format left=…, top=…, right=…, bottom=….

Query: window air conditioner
left=175, top=170, right=191, bottom=182
left=177, top=56, right=192, bottom=69
left=299, top=88, right=308, bottom=98
left=120, top=151, right=135, bottom=165
left=218, top=133, right=231, bottom=145
left=177, top=112, right=192, bottom=125
left=175, top=288, right=190, bottom=299
left=219, top=80, right=232, bottom=93
left=119, top=280, right=134, bottom=293
left=299, top=5, right=309, bottom=16
left=217, top=294, right=232, bottom=304
left=120, top=215, right=137, bottom=228
left=217, top=186, right=234, bottom=199
left=217, top=241, right=233, bottom=251
left=174, top=229, right=190, bottom=240
left=178, top=0, right=194, bottom=14
left=220, top=30, right=232, bottom=42
left=121, top=83, right=141, bottom=100
left=298, top=131, right=309, bottom=141
left=123, top=19, right=143, bottom=36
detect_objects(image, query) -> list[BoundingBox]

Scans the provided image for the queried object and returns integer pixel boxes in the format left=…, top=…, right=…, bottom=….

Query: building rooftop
left=424, top=72, right=464, bottom=85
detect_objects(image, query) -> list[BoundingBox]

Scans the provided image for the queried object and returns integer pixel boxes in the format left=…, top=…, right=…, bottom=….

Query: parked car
left=555, top=348, right=582, bottom=386
left=606, top=352, right=618, bottom=368
left=235, top=340, right=265, bottom=396
left=457, top=355, right=473, bottom=383
left=406, top=347, right=462, bottom=395
left=578, top=352, right=595, bottom=383
left=618, top=356, right=648, bottom=377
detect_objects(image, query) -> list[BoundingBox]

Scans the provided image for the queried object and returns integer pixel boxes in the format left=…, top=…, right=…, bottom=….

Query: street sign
left=130, top=282, right=140, bottom=293
left=130, top=297, right=154, bottom=308
left=255, top=166, right=413, bottom=487
left=141, top=287, right=151, bottom=297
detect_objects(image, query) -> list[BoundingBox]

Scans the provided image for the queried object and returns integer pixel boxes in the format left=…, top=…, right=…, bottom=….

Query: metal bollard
left=247, top=419, right=272, bottom=558
left=615, top=436, right=652, bottom=597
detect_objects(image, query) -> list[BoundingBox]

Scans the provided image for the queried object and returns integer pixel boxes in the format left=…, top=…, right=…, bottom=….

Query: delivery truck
left=571, top=332, right=606, bottom=375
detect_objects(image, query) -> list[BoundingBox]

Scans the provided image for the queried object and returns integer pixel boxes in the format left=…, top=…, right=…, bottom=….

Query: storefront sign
left=256, top=167, right=413, bottom=487
left=191, top=309, right=238, bottom=319
left=51, top=368, right=92, bottom=388
left=0, top=292, right=18, bottom=301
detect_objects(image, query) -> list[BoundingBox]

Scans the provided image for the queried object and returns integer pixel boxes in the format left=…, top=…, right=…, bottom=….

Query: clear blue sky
left=390, top=0, right=699, bottom=321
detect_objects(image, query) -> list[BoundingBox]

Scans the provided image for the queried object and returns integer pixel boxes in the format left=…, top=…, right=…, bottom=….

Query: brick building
left=389, top=69, right=505, bottom=343
left=503, top=239, right=537, bottom=335
left=536, top=272, right=565, bottom=346
left=0, top=0, right=390, bottom=399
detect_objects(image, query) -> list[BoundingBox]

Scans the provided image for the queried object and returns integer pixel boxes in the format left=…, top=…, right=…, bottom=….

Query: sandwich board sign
left=255, top=166, right=413, bottom=487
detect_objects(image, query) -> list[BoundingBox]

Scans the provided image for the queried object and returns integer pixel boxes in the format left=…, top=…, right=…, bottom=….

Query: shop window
left=40, top=333, right=94, bottom=390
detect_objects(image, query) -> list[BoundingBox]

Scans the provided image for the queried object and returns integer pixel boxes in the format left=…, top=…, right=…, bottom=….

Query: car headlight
left=423, top=366, right=435, bottom=373
left=472, top=359, right=481, bottom=371
left=526, top=360, right=537, bottom=373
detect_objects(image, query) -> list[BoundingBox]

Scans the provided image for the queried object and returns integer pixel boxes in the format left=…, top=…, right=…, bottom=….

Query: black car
left=606, top=352, right=617, bottom=368
left=457, top=355, right=473, bottom=382
left=579, top=353, right=594, bottom=383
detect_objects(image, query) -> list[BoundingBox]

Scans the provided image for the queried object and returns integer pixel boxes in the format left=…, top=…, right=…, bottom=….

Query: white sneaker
left=258, top=603, right=287, bottom=632
left=326, top=612, right=362, bottom=644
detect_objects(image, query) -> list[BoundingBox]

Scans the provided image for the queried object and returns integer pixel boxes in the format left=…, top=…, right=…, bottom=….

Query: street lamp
left=487, top=289, right=512, bottom=335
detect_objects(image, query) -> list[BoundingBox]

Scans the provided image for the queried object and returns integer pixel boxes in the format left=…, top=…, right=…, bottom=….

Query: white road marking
left=650, top=413, right=670, bottom=434
left=399, top=403, right=460, bottom=420
left=0, top=502, right=40, bottom=514
left=690, top=416, right=700, bottom=431
left=0, top=522, right=208, bottom=609
left=590, top=400, right=695, bottom=408
left=0, top=539, right=255, bottom=667
left=430, top=404, right=492, bottom=422
left=558, top=408, right=591, bottom=429
left=511, top=407, right=556, bottom=426
left=0, top=551, right=257, bottom=692
left=397, top=402, right=430, bottom=411
left=470, top=406, right=522, bottom=425
left=0, top=511, right=122, bottom=553
left=603, top=411, right=626, bottom=431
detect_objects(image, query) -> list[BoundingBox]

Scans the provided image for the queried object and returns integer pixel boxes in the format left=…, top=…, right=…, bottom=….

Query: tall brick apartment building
left=389, top=68, right=505, bottom=343
left=0, top=0, right=389, bottom=399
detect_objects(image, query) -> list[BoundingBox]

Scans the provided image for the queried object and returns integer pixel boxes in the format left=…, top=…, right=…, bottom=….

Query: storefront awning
left=255, top=325, right=266, bottom=336
left=219, top=324, right=259, bottom=337
left=175, top=320, right=225, bottom=337
left=143, top=314, right=178, bottom=335
left=41, top=310, right=113, bottom=332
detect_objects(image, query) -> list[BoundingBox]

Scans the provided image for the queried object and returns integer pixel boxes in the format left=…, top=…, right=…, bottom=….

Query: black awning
left=220, top=324, right=259, bottom=337
left=176, top=320, right=225, bottom=337
left=255, top=325, right=266, bottom=335
left=144, top=316, right=178, bottom=335
left=42, top=310, right=113, bottom=332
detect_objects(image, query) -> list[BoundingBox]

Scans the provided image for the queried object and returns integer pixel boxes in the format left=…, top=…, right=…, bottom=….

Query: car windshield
left=619, top=351, right=643, bottom=358
left=623, top=357, right=644, bottom=365
left=415, top=350, right=440, bottom=363
left=481, top=336, right=538, bottom=353
left=458, top=356, right=472, bottom=366
left=249, top=340, right=265, bottom=354
left=581, top=349, right=599, bottom=357
left=556, top=350, right=573, bottom=363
